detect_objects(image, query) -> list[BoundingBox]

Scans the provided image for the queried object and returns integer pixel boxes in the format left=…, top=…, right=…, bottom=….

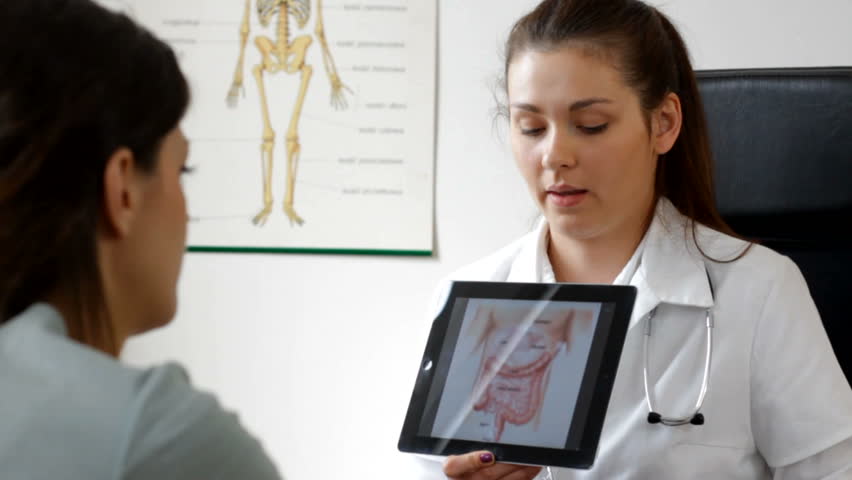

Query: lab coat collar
left=638, top=198, right=715, bottom=312
left=505, top=217, right=547, bottom=283
left=7, top=302, right=68, bottom=337
left=505, top=197, right=715, bottom=324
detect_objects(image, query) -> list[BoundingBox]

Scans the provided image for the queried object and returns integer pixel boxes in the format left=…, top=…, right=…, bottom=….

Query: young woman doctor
left=434, top=0, right=852, bottom=478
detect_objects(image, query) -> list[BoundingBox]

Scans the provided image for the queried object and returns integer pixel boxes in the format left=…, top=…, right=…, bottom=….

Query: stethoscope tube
left=642, top=305, right=714, bottom=426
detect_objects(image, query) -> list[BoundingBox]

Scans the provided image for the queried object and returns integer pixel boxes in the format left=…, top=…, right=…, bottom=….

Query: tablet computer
left=398, top=281, right=637, bottom=470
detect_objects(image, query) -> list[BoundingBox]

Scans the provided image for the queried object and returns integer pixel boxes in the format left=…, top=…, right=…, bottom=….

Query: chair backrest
left=696, top=67, right=852, bottom=385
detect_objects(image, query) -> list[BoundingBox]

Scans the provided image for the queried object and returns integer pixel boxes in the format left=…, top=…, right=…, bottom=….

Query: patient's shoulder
left=121, top=362, right=282, bottom=479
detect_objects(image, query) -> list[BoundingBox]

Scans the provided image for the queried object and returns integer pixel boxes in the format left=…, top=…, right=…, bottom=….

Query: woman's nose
left=541, top=129, right=578, bottom=169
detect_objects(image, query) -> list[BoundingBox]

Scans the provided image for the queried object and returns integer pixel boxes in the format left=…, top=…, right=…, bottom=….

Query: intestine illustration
left=466, top=304, right=593, bottom=442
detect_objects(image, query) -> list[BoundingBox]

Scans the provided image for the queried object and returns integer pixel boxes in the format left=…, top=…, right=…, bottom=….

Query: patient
left=0, top=1, right=284, bottom=478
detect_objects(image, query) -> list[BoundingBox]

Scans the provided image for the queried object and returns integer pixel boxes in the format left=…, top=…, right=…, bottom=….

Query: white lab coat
left=418, top=198, right=852, bottom=479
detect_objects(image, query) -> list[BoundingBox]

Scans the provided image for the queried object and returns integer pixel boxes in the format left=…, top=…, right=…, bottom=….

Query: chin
left=161, top=300, right=178, bottom=327
left=144, top=299, right=178, bottom=333
left=547, top=213, right=603, bottom=241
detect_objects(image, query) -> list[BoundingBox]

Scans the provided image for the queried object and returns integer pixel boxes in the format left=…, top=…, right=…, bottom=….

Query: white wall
left=121, top=1, right=852, bottom=479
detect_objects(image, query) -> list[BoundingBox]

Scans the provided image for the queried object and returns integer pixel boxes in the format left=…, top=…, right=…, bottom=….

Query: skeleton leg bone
left=283, top=62, right=312, bottom=226
left=281, top=35, right=313, bottom=226
left=252, top=63, right=276, bottom=226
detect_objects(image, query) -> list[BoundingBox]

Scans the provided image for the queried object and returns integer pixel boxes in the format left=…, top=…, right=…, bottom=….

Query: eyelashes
left=577, top=123, right=608, bottom=134
left=520, top=127, right=545, bottom=136
left=518, top=123, right=609, bottom=137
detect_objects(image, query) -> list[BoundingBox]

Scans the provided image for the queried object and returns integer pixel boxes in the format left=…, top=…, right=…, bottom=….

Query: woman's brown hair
left=0, top=0, right=190, bottom=354
left=504, top=0, right=751, bottom=261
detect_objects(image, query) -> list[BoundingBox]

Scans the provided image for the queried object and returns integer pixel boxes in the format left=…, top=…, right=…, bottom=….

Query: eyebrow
left=510, top=97, right=613, bottom=113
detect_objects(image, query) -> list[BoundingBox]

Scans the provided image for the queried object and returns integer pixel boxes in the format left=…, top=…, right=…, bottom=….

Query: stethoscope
left=540, top=272, right=716, bottom=479
left=642, top=269, right=715, bottom=426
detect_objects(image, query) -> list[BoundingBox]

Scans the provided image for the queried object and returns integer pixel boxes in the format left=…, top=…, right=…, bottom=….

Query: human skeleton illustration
left=227, top=0, right=351, bottom=226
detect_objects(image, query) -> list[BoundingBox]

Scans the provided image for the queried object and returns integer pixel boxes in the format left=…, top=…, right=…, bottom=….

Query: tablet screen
left=398, top=281, right=635, bottom=469
left=417, top=297, right=616, bottom=450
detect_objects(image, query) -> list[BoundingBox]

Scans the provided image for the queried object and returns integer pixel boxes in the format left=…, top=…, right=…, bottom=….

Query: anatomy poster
left=431, top=299, right=600, bottom=448
left=98, top=0, right=436, bottom=254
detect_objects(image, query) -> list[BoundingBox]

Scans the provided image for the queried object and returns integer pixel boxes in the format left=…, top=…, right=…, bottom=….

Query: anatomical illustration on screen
left=430, top=299, right=601, bottom=449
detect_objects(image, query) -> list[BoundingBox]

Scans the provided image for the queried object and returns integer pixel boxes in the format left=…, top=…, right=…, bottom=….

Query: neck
left=547, top=204, right=655, bottom=284
left=97, top=244, right=129, bottom=355
left=44, top=286, right=125, bottom=357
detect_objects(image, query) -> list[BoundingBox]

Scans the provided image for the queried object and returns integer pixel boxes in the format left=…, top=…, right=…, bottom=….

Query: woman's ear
left=652, top=92, right=683, bottom=155
left=101, top=147, right=141, bottom=238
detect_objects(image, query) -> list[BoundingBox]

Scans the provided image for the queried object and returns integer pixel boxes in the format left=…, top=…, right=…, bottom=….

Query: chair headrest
left=696, top=68, right=852, bottom=244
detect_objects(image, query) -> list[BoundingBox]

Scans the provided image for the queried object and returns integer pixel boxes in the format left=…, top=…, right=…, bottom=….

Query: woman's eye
left=519, top=126, right=545, bottom=136
left=577, top=123, right=608, bottom=134
left=180, top=165, right=196, bottom=174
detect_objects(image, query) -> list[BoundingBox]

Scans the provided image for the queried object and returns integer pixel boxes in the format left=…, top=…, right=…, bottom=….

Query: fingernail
left=480, top=453, right=494, bottom=464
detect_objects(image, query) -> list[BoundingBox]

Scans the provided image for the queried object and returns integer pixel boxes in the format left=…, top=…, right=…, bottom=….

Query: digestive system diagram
left=469, top=307, right=594, bottom=442
left=226, top=0, right=351, bottom=227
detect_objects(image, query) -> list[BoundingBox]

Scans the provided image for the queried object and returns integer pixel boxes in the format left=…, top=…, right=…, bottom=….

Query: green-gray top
left=0, top=303, right=283, bottom=480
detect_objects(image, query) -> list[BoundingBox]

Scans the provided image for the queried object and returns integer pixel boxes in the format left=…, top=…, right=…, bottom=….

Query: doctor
left=432, top=0, right=852, bottom=478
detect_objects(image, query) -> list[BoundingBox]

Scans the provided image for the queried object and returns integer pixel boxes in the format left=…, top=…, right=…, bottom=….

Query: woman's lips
left=546, top=186, right=588, bottom=207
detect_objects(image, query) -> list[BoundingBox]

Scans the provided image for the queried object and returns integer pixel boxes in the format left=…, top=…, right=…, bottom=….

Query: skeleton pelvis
left=255, top=35, right=313, bottom=73
left=284, top=36, right=312, bottom=72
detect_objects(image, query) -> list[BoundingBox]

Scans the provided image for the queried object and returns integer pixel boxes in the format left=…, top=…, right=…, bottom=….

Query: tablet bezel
left=398, top=281, right=637, bottom=469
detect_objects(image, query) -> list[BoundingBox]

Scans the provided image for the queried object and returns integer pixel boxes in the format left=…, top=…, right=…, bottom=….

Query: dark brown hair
left=504, top=0, right=750, bottom=261
left=0, top=0, right=190, bottom=353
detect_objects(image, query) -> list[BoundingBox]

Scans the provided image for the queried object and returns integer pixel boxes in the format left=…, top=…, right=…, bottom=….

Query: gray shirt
left=0, top=303, right=283, bottom=480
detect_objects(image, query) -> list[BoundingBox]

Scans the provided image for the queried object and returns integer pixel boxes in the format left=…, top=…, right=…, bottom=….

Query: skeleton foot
left=252, top=204, right=273, bottom=226
left=283, top=204, right=304, bottom=226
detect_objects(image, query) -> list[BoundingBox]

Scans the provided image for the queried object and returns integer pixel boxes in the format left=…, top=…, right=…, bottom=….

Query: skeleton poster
left=98, top=0, right=436, bottom=254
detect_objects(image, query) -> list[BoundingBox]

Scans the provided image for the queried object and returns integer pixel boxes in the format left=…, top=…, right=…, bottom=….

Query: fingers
left=443, top=452, right=542, bottom=480
left=497, top=466, right=542, bottom=480
left=443, top=451, right=495, bottom=477
left=467, top=464, right=541, bottom=480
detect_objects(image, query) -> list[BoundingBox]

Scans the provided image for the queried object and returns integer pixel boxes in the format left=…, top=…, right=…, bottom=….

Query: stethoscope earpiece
left=647, top=412, right=662, bottom=424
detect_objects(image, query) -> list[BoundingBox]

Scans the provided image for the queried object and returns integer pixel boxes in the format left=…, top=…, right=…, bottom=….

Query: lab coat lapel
left=506, top=217, right=548, bottom=283
left=629, top=199, right=715, bottom=330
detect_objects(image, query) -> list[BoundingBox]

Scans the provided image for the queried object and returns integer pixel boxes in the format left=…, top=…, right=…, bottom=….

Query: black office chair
left=696, top=68, right=852, bottom=385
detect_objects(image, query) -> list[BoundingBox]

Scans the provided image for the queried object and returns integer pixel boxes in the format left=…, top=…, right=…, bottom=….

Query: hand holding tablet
left=442, top=450, right=541, bottom=480
left=398, top=281, right=637, bottom=469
